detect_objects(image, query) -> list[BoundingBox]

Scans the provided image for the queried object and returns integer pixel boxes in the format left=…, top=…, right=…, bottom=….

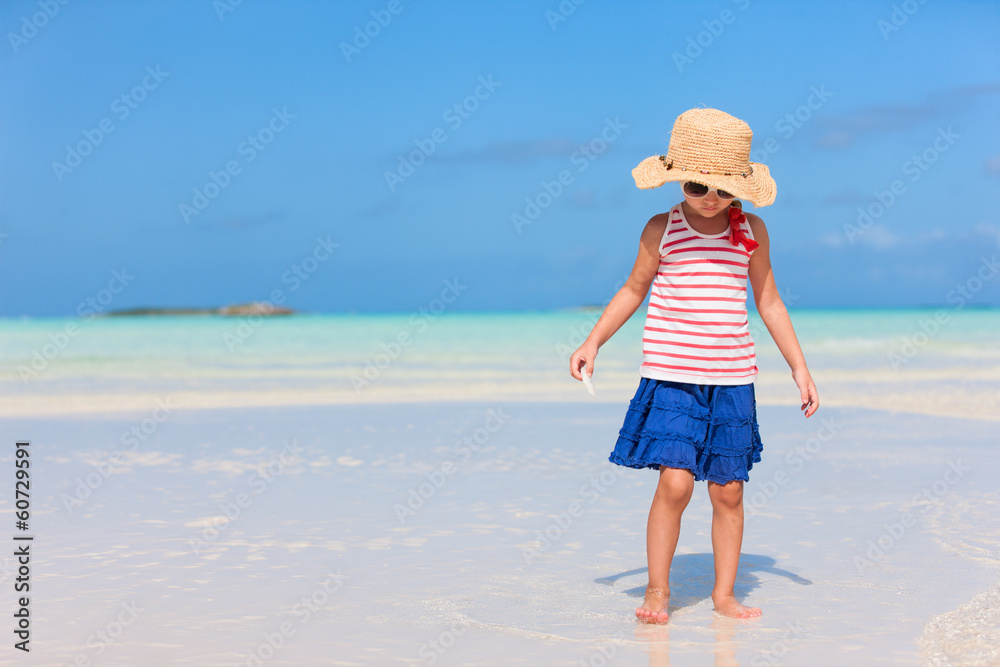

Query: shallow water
left=1, top=309, right=998, bottom=664
left=3, top=309, right=1000, bottom=424
left=1, top=400, right=998, bottom=665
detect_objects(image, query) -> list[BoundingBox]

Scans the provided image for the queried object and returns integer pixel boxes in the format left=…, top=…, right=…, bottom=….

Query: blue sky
left=1, top=0, right=999, bottom=317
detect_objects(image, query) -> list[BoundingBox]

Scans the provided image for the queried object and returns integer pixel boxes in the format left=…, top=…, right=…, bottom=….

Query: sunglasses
left=682, top=181, right=736, bottom=200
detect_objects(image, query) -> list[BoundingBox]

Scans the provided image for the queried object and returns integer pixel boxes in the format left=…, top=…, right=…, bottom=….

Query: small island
left=107, top=301, right=295, bottom=316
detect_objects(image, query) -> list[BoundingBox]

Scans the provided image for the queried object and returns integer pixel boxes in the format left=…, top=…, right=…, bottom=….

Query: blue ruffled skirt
left=609, top=377, right=763, bottom=484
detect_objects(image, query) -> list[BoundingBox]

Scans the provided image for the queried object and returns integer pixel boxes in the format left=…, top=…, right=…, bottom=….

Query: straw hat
left=632, top=108, right=776, bottom=207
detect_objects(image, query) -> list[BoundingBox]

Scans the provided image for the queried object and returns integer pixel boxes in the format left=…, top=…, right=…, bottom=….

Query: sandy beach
left=2, top=310, right=999, bottom=665
left=3, top=403, right=999, bottom=665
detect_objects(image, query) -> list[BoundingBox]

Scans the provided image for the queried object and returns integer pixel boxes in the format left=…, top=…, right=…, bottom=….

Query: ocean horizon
left=4, top=302, right=1000, bottom=319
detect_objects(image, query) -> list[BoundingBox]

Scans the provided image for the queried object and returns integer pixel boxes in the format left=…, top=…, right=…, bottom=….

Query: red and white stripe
left=640, top=203, right=758, bottom=385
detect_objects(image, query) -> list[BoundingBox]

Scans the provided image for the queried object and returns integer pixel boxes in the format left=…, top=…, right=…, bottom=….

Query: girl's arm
left=569, top=215, right=667, bottom=380
left=746, top=213, right=819, bottom=417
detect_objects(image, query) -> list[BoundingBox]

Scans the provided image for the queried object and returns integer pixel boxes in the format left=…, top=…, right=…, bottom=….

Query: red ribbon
left=728, top=206, right=759, bottom=252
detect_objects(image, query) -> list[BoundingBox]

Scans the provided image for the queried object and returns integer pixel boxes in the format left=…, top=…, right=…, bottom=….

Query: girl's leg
left=638, top=466, right=694, bottom=623
left=706, top=480, right=761, bottom=618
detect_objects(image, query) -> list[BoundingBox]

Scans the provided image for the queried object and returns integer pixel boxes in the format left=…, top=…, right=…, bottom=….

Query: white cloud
left=815, top=84, right=1000, bottom=150
left=974, top=223, right=1000, bottom=246
left=820, top=233, right=844, bottom=248
left=859, top=225, right=900, bottom=249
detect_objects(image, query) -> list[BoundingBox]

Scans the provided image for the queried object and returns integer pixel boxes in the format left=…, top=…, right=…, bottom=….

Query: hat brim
left=631, top=156, right=776, bottom=207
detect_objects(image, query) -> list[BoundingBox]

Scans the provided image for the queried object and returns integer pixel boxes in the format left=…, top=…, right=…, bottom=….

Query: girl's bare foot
left=636, top=586, right=670, bottom=624
left=712, top=593, right=761, bottom=619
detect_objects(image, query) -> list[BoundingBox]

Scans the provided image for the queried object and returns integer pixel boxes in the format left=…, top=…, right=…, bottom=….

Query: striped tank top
left=640, top=202, right=758, bottom=385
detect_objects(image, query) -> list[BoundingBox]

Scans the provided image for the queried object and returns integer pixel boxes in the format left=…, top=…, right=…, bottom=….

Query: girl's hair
left=729, top=199, right=743, bottom=210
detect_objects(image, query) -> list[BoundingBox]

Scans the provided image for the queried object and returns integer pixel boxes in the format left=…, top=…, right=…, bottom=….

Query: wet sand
left=2, top=395, right=998, bottom=665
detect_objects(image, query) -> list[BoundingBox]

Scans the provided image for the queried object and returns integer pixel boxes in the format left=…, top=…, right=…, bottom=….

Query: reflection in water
left=631, top=616, right=743, bottom=667
left=712, top=615, right=740, bottom=667
left=596, top=553, right=811, bottom=666
left=634, top=622, right=671, bottom=666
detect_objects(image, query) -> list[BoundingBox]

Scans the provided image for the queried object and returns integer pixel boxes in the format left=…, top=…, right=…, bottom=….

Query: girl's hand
left=792, top=367, right=819, bottom=417
left=570, top=342, right=598, bottom=381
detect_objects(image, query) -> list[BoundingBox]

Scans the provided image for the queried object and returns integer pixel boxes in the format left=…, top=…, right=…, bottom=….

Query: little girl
left=570, top=108, right=819, bottom=623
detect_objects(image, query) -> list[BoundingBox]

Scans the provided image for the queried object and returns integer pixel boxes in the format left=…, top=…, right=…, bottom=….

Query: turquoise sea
left=3, top=307, right=999, bottom=383
left=0, top=306, right=998, bottom=422
left=2, top=308, right=999, bottom=665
